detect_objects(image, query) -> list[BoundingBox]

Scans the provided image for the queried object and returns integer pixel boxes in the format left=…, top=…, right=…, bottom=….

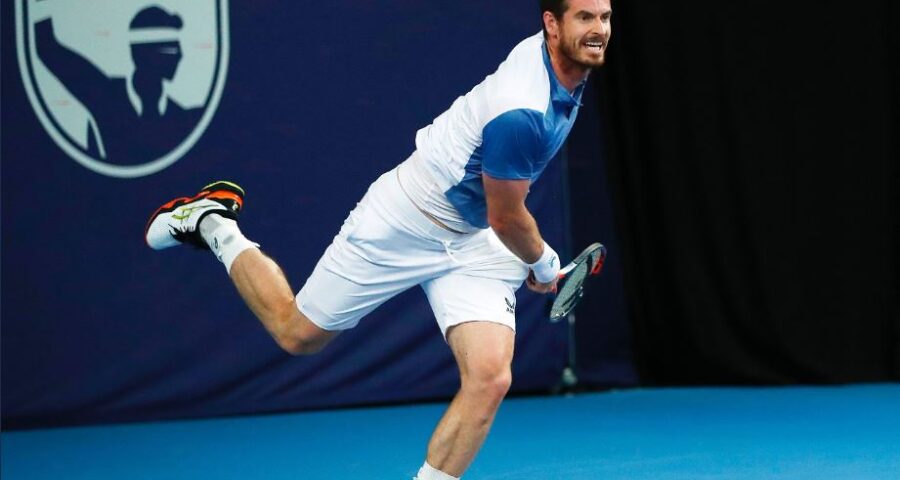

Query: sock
left=415, top=461, right=460, bottom=480
left=199, top=213, right=259, bottom=274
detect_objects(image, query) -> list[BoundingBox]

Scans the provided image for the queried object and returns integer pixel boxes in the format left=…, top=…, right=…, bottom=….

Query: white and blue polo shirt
left=405, top=31, right=585, bottom=231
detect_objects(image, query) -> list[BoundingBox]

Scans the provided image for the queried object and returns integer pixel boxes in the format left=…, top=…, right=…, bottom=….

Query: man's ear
left=543, top=11, right=559, bottom=39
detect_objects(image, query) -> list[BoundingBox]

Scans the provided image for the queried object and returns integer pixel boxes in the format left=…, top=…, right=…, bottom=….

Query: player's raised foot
left=145, top=181, right=245, bottom=250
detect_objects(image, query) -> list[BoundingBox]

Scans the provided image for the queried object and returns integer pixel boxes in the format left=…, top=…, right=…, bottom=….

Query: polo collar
left=542, top=41, right=586, bottom=107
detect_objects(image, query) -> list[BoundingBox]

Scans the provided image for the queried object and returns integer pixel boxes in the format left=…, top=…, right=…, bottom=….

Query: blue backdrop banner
left=2, top=1, right=573, bottom=428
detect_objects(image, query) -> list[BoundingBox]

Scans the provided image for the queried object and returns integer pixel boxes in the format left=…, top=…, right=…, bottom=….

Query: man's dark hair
left=540, top=0, right=569, bottom=35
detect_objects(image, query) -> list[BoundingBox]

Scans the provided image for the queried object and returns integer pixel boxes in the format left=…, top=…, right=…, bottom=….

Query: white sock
left=415, top=461, right=459, bottom=480
left=199, top=214, right=259, bottom=274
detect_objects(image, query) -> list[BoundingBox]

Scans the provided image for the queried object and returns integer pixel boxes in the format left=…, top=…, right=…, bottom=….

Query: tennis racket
left=549, top=243, right=607, bottom=322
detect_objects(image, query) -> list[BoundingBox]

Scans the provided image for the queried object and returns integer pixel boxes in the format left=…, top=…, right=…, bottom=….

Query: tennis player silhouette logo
left=15, top=1, right=230, bottom=178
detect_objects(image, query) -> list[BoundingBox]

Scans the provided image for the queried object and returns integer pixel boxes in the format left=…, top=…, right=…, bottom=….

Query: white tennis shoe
left=144, top=181, right=245, bottom=250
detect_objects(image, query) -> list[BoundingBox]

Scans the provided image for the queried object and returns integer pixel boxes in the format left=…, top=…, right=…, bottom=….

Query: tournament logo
left=15, top=0, right=229, bottom=178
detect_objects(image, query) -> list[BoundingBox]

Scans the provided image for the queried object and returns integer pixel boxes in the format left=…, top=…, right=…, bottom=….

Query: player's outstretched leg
left=417, top=321, right=515, bottom=479
left=145, top=181, right=338, bottom=354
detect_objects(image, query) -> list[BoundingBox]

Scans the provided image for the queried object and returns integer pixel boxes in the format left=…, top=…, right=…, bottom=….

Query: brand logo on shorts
left=16, top=0, right=230, bottom=178
left=504, top=297, right=516, bottom=314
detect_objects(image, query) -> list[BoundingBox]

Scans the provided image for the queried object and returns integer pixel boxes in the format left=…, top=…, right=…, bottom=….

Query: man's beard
left=559, top=36, right=606, bottom=69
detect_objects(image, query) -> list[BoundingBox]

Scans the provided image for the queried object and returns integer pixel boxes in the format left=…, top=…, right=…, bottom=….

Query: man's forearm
left=489, top=207, right=545, bottom=264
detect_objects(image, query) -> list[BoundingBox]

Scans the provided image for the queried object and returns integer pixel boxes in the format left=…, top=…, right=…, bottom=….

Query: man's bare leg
left=227, top=248, right=338, bottom=355
left=421, top=321, right=515, bottom=477
left=145, top=185, right=336, bottom=355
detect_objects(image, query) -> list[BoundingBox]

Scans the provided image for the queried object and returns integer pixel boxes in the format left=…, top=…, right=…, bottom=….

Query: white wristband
left=528, top=242, right=560, bottom=283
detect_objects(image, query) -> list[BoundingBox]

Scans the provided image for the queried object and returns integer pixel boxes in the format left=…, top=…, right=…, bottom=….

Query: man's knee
left=275, top=304, right=337, bottom=355
left=277, top=333, right=329, bottom=355
left=461, top=361, right=513, bottom=405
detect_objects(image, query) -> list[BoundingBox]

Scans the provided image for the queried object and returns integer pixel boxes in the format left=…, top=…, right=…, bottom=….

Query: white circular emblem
left=15, top=0, right=230, bottom=178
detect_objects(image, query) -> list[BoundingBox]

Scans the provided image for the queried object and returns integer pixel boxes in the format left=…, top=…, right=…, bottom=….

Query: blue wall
left=2, top=1, right=580, bottom=428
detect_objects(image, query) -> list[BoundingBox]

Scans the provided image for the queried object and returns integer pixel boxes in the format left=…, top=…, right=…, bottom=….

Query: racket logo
left=15, top=0, right=230, bottom=178
left=549, top=255, right=557, bottom=268
left=504, top=297, right=516, bottom=314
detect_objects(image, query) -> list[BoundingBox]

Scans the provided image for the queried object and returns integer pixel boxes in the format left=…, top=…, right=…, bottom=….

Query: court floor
left=3, top=385, right=899, bottom=479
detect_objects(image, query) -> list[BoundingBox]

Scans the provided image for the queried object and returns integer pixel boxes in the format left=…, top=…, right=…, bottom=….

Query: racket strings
left=551, top=262, right=588, bottom=318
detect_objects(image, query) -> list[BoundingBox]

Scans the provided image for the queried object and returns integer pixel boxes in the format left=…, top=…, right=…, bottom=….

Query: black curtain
left=596, top=0, right=899, bottom=383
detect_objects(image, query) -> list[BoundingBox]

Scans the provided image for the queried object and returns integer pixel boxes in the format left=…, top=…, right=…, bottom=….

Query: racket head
left=549, top=243, right=606, bottom=322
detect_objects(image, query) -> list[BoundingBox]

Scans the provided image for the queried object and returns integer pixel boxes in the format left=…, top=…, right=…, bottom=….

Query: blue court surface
left=3, top=385, right=899, bottom=479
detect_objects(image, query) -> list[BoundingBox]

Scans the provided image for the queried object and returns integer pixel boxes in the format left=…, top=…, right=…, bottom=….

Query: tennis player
left=145, top=1, right=611, bottom=478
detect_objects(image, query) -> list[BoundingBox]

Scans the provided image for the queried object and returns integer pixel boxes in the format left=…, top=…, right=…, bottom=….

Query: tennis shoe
left=145, top=181, right=245, bottom=250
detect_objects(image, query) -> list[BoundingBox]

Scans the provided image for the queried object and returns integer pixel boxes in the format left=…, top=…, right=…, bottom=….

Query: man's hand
left=526, top=270, right=558, bottom=294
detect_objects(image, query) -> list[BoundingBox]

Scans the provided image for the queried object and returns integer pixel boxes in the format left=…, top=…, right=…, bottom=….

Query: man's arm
left=35, top=19, right=109, bottom=110
left=479, top=108, right=560, bottom=292
left=484, top=174, right=543, bottom=263
left=484, top=174, right=558, bottom=293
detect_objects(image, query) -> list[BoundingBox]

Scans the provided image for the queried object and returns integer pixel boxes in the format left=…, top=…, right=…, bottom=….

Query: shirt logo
left=16, top=0, right=230, bottom=178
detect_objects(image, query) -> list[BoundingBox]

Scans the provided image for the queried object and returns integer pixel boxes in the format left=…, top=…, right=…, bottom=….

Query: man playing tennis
left=145, top=1, right=611, bottom=478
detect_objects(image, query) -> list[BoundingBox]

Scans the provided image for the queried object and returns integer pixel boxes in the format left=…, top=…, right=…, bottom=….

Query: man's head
left=129, top=6, right=184, bottom=81
left=541, top=0, right=612, bottom=70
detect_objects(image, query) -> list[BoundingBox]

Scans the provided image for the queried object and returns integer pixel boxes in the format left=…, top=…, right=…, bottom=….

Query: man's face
left=131, top=41, right=183, bottom=80
left=548, top=0, right=613, bottom=69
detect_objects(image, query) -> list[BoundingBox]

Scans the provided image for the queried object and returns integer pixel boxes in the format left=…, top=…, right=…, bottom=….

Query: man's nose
left=593, top=18, right=608, bottom=37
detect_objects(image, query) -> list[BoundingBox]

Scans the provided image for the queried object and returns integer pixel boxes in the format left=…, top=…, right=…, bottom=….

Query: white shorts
left=295, top=161, right=529, bottom=337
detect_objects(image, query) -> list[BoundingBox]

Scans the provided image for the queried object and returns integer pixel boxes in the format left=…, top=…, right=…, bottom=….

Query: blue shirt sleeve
left=480, top=109, right=544, bottom=181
